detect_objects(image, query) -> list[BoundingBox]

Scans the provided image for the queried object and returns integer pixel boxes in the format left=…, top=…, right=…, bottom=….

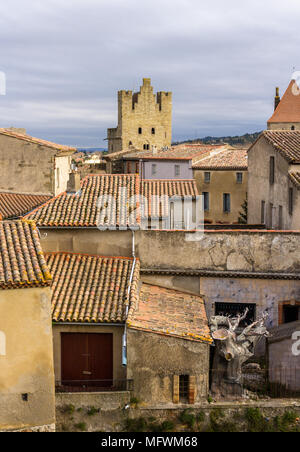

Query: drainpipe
left=122, top=230, right=136, bottom=367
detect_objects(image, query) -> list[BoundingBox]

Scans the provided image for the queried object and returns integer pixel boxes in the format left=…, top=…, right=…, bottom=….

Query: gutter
left=122, top=230, right=137, bottom=367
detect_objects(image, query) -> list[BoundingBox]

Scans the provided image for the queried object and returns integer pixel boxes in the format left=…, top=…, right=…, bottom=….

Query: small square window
left=204, top=172, right=211, bottom=184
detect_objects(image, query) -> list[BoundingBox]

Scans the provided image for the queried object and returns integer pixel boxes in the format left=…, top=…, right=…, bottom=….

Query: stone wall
left=127, top=329, right=210, bottom=405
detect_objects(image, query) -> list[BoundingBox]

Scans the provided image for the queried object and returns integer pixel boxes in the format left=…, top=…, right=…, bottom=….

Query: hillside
left=172, top=131, right=262, bottom=147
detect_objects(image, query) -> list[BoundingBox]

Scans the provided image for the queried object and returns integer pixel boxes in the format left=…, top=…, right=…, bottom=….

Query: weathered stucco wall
left=39, top=229, right=300, bottom=275
left=0, top=287, right=55, bottom=431
left=127, top=329, right=210, bottom=405
left=52, top=324, right=125, bottom=382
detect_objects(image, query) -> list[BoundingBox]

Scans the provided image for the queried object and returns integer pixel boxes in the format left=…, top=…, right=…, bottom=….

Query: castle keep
left=107, top=78, right=172, bottom=153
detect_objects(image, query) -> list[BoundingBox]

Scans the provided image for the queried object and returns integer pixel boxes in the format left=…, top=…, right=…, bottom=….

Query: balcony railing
left=55, top=379, right=134, bottom=393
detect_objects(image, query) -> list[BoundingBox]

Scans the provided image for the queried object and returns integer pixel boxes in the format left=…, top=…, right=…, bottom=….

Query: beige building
left=248, top=130, right=300, bottom=229
left=192, top=147, right=248, bottom=224
left=0, top=220, right=55, bottom=432
left=107, top=78, right=172, bottom=153
left=0, top=128, right=76, bottom=195
left=268, top=79, right=300, bottom=131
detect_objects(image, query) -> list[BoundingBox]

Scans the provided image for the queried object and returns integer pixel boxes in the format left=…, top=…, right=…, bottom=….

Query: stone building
left=0, top=128, right=76, bottom=195
left=268, top=79, right=300, bottom=131
left=248, top=130, right=300, bottom=229
left=0, top=220, right=55, bottom=432
left=107, top=78, right=172, bottom=153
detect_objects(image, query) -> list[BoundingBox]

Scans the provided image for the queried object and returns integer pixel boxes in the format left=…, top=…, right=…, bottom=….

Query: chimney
left=274, top=87, right=280, bottom=111
left=67, top=172, right=81, bottom=193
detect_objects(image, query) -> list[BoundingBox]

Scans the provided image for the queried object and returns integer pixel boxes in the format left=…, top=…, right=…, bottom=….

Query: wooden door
left=61, top=333, right=113, bottom=387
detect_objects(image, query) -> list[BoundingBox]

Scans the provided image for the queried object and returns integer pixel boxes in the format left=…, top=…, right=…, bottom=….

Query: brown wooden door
left=61, top=333, right=113, bottom=387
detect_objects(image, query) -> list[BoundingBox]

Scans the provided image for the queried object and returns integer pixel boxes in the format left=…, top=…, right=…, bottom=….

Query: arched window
left=291, top=126, right=295, bottom=130
left=129, top=141, right=132, bottom=146
left=0, top=331, right=6, bottom=356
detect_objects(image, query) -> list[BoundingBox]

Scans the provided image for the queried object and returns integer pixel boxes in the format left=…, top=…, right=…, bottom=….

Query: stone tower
left=107, top=78, right=172, bottom=153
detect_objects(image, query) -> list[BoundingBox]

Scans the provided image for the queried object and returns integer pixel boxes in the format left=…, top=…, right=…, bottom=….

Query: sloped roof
left=46, top=252, right=140, bottom=323
left=128, top=283, right=212, bottom=344
left=0, top=192, right=52, bottom=219
left=141, top=179, right=199, bottom=218
left=259, top=130, right=300, bottom=163
left=192, top=147, right=248, bottom=170
left=25, top=174, right=140, bottom=228
left=289, top=171, right=300, bottom=188
left=268, top=80, right=300, bottom=124
left=25, top=174, right=199, bottom=227
left=0, top=128, right=76, bottom=153
left=122, top=144, right=226, bottom=161
left=0, top=220, right=52, bottom=289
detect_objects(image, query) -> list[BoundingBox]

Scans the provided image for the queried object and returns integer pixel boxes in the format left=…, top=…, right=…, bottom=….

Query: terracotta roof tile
left=128, top=283, right=212, bottom=344
left=259, top=130, right=300, bottom=163
left=0, top=220, right=52, bottom=289
left=46, top=252, right=140, bottom=323
left=141, top=179, right=199, bottom=218
left=289, top=171, right=300, bottom=188
left=0, top=192, right=52, bottom=219
left=25, top=174, right=199, bottom=227
left=25, top=174, right=140, bottom=228
left=268, top=80, right=300, bottom=124
left=0, top=128, right=76, bottom=152
left=192, top=148, right=248, bottom=170
left=122, top=144, right=229, bottom=161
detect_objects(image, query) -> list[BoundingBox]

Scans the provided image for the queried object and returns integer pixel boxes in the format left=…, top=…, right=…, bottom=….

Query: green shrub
left=161, top=420, right=175, bottom=431
left=124, top=417, right=147, bottom=432
left=179, top=410, right=196, bottom=429
left=63, top=404, right=75, bottom=415
left=74, top=422, right=87, bottom=431
left=87, top=406, right=100, bottom=416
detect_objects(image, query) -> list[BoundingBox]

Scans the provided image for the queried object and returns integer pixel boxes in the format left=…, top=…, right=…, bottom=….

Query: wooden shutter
left=188, top=376, right=196, bottom=404
left=173, top=375, right=179, bottom=404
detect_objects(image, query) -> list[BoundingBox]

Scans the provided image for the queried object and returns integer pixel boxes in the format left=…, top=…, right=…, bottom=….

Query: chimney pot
left=67, top=172, right=81, bottom=193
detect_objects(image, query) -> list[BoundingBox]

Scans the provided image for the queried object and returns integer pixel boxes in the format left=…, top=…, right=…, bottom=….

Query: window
left=283, top=305, right=299, bottom=323
left=129, top=141, right=132, bottom=146
left=175, top=165, right=180, bottom=177
left=236, top=172, right=243, bottom=184
left=204, top=172, right=211, bottom=184
left=135, top=162, right=139, bottom=174
left=269, top=156, right=275, bottom=185
left=291, top=126, right=295, bottom=131
left=278, top=205, right=283, bottom=229
left=215, top=302, right=256, bottom=326
left=151, top=164, right=157, bottom=176
left=202, top=192, right=209, bottom=211
left=261, top=201, right=265, bottom=224
left=126, top=162, right=131, bottom=173
left=223, top=193, right=231, bottom=213
left=179, top=375, right=189, bottom=402
left=151, top=127, right=155, bottom=135
left=289, top=187, right=293, bottom=216
left=143, top=144, right=150, bottom=150
left=138, top=127, right=142, bottom=134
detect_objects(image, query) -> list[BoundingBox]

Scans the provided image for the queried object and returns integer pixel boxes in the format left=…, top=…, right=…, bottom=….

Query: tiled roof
left=0, top=192, right=52, bottom=220
left=46, top=252, right=140, bottom=323
left=192, top=148, right=248, bottom=170
left=268, top=80, right=300, bottom=124
left=259, top=130, right=300, bottom=163
left=0, top=128, right=76, bottom=153
left=289, top=171, right=300, bottom=188
left=0, top=220, right=52, bottom=289
left=25, top=174, right=199, bottom=227
left=122, top=145, right=228, bottom=161
left=141, top=179, right=199, bottom=218
left=25, top=174, right=140, bottom=228
left=128, top=283, right=212, bottom=344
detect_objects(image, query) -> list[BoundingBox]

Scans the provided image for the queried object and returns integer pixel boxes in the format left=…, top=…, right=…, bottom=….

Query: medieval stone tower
left=107, top=78, right=172, bottom=153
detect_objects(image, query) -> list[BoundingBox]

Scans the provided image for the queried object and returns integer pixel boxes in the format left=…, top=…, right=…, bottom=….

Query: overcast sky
left=0, top=0, right=299, bottom=147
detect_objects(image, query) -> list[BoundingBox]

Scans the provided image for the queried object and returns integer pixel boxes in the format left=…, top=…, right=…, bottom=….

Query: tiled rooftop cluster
left=46, top=252, right=140, bottom=323
left=0, top=192, right=51, bottom=220
left=121, top=144, right=228, bottom=161
left=0, top=220, right=52, bottom=289
left=128, top=283, right=212, bottom=344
